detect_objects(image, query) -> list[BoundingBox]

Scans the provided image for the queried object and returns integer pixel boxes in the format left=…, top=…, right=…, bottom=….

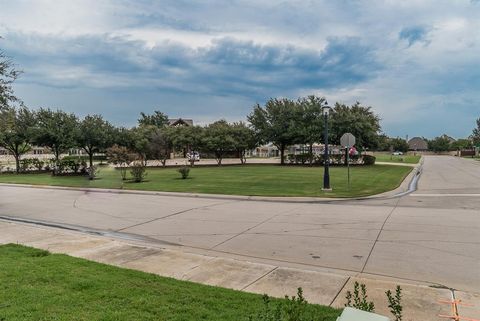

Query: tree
left=202, top=120, right=235, bottom=165
left=0, top=45, right=22, bottom=109
left=428, top=136, right=451, bottom=152
left=248, top=98, right=298, bottom=165
left=330, top=102, right=381, bottom=150
left=296, top=95, right=326, bottom=164
left=231, top=122, right=257, bottom=164
left=138, top=111, right=169, bottom=128
left=33, top=108, right=79, bottom=166
left=128, top=126, right=156, bottom=165
left=389, top=137, right=409, bottom=153
left=0, top=106, right=35, bottom=173
left=471, top=118, right=480, bottom=145
left=169, top=125, right=204, bottom=161
left=77, top=115, right=114, bottom=168
left=147, top=127, right=173, bottom=167
left=106, top=144, right=135, bottom=180
left=451, top=138, right=472, bottom=151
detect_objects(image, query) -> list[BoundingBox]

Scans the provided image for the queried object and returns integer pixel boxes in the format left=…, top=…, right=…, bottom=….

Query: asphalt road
left=0, top=156, right=479, bottom=293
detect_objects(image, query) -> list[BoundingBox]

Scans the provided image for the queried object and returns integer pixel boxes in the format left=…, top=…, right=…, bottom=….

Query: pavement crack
left=329, top=276, right=350, bottom=307
left=209, top=205, right=305, bottom=250
left=241, top=266, right=278, bottom=291
left=115, top=200, right=239, bottom=232
left=360, top=198, right=400, bottom=273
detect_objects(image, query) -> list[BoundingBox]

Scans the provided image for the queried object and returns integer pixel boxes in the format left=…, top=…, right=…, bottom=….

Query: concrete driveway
left=0, top=155, right=479, bottom=293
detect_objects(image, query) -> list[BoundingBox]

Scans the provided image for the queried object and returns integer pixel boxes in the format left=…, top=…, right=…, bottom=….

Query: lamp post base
left=322, top=188, right=333, bottom=192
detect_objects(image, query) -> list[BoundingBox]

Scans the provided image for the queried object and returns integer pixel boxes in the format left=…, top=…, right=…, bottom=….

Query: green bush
left=130, top=162, right=147, bottom=182
left=177, top=166, right=190, bottom=179
left=362, top=155, right=376, bottom=165
left=287, top=153, right=313, bottom=165
left=345, top=281, right=375, bottom=312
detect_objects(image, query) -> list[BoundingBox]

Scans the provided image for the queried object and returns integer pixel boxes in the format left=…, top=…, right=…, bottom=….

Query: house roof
left=408, top=137, right=428, bottom=150
left=168, top=118, right=193, bottom=126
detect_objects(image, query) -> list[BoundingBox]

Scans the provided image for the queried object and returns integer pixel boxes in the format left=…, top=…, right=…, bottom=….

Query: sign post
left=340, top=133, right=356, bottom=190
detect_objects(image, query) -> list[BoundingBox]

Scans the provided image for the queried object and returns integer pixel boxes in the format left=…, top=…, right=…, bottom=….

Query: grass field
left=372, top=153, right=421, bottom=164
left=0, top=164, right=412, bottom=197
left=0, top=244, right=340, bottom=321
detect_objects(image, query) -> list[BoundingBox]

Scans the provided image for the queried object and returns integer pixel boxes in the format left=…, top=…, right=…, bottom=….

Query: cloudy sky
left=0, top=0, right=479, bottom=138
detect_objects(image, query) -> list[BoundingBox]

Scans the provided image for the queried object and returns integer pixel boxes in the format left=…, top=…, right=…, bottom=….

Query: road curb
left=0, top=161, right=423, bottom=204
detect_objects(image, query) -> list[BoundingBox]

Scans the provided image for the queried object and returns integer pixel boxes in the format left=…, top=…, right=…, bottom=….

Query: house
left=408, top=137, right=428, bottom=151
left=168, top=118, right=193, bottom=127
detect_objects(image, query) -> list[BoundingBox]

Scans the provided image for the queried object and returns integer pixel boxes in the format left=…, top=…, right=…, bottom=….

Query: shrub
left=177, top=166, right=190, bottom=179
left=386, top=286, right=403, bottom=321
left=363, top=155, right=376, bottom=165
left=345, top=281, right=375, bottom=312
left=130, top=162, right=147, bottom=182
left=32, top=158, right=45, bottom=171
left=249, top=288, right=314, bottom=321
left=87, top=166, right=99, bottom=180
left=287, top=153, right=313, bottom=165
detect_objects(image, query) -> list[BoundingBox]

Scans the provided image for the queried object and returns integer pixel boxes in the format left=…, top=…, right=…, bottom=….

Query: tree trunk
left=14, top=154, right=20, bottom=174
left=309, top=143, right=314, bottom=165
left=89, top=152, right=94, bottom=168
left=280, top=144, right=285, bottom=165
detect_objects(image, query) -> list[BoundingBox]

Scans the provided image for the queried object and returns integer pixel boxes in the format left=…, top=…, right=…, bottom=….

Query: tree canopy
left=33, top=108, right=79, bottom=162
left=77, top=114, right=115, bottom=167
left=0, top=106, right=35, bottom=172
left=138, top=111, right=169, bottom=128
left=471, top=118, right=480, bottom=145
left=248, top=98, right=298, bottom=165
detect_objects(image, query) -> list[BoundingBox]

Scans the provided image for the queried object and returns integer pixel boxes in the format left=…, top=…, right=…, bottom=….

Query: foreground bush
left=363, top=155, right=376, bottom=165
left=249, top=288, right=329, bottom=321
left=130, top=161, right=147, bottom=182
left=177, top=166, right=190, bottom=179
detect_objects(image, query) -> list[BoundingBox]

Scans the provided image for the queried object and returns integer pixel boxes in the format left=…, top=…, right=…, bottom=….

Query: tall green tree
left=169, top=125, right=204, bottom=159
left=127, top=125, right=156, bottom=165
left=0, top=46, right=22, bottom=109
left=138, top=111, right=169, bottom=128
left=389, top=137, right=409, bottom=153
left=248, top=98, right=298, bottom=165
left=231, top=122, right=257, bottom=164
left=330, top=102, right=381, bottom=150
left=147, top=127, right=173, bottom=167
left=202, top=120, right=235, bottom=165
left=33, top=108, right=79, bottom=165
left=296, top=95, right=326, bottom=163
left=77, top=115, right=114, bottom=168
left=471, top=118, right=480, bottom=145
left=451, top=138, right=472, bottom=151
left=428, top=136, right=451, bottom=152
left=0, top=106, right=35, bottom=173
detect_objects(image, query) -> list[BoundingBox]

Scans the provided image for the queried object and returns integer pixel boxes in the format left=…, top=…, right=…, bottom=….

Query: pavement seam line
left=360, top=197, right=401, bottom=273
left=115, top=200, right=240, bottom=232
left=241, top=266, right=279, bottom=291
left=329, top=276, right=351, bottom=307
left=209, top=204, right=306, bottom=249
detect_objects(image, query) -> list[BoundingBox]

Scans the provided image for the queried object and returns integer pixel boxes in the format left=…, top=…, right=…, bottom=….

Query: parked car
left=392, top=151, right=403, bottom=156
left=187, top=151, right=200, bottom=161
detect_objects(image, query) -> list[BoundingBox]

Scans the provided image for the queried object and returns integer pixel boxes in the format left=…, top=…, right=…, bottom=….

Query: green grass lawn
left=372, top=153, right=421, bottom=164
left=0, top=164, right=412, bottom=198
left=0, top=244, right=340, bottom=321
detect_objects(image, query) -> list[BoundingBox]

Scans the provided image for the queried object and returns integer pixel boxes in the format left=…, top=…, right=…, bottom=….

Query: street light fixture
left=322, top=103, right=332, bottom=191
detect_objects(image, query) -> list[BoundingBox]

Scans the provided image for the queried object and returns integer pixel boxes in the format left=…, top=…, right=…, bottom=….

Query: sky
left=0, top=0, right=479, bottom=139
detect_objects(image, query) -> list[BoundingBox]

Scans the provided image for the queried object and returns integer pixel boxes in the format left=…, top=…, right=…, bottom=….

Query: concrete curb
left=0, top=160, right=423, bottom=204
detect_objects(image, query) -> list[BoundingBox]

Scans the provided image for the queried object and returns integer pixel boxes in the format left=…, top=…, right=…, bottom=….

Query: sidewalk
left=1, top=219, right=478, bottom=321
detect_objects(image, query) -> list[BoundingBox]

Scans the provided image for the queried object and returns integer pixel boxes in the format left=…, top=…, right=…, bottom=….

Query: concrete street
left=0, top=156, right=479, bottom=298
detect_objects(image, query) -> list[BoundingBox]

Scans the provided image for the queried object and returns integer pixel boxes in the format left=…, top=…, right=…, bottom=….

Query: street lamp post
left=322, top=104, right=332, bottom=191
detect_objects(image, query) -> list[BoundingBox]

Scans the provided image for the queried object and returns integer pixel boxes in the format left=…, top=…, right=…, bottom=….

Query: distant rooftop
left=168, top=118, right=193, bottom=126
